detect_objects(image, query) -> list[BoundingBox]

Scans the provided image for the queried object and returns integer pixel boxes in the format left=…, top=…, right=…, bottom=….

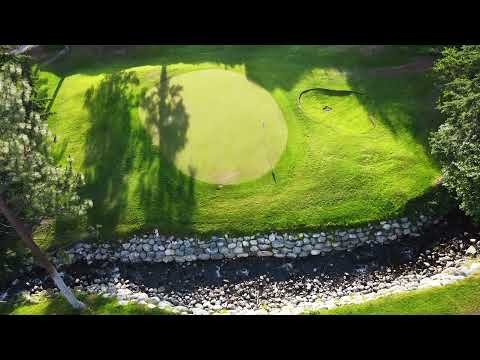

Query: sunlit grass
left=0, top=293, right=175, bottom=315
left=305, top=273, right=480, bottom=315
left=36, top=45, right=442, bottom=248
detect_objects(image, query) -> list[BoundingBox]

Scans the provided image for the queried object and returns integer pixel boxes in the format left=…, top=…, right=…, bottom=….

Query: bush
left=430, top=46, right=480, bottom=223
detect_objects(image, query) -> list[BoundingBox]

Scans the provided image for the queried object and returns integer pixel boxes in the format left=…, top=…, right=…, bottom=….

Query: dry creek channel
left=2, top=211, right=480, bottom=314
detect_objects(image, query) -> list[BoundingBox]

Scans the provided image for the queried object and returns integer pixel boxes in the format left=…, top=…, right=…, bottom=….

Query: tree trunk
left=0, top=195, right=86, bottom=310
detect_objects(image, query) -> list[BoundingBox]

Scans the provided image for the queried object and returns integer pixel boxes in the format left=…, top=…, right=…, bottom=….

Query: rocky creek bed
left=1, top=212, right=479, bottom=314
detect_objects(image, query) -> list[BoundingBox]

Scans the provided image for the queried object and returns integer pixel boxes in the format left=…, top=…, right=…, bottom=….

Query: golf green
left=138, top=69, right=288, bottom=185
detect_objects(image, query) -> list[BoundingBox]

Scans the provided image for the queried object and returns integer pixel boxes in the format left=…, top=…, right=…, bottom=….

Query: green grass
left=35, top=45, right=442, bottom=249
left=300, top=89, right=375, bottom=134
left=0, top=293, right=175, bottom=315
left=138, top=68, right=288, bottom=185
left=305, top=273, right=480, bottom=315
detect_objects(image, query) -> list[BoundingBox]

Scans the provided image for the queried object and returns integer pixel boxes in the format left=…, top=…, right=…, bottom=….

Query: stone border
left=54, top=214, right=441, bottom=266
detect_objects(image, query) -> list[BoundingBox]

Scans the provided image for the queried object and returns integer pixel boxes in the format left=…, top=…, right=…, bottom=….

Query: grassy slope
left=0, top=293, right=175, bottom=315
left=306, top=273, right=480, bottom=315
left=37, top=45, right=441, bottom=248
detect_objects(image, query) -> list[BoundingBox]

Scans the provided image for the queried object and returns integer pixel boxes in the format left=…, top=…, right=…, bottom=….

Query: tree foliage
left=0, top=55, right=91, bottom=233
left=430, top=45, right=480, bottom=222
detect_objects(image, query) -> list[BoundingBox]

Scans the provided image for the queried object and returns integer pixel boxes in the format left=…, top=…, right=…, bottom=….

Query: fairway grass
left=37, top=45, right=442, bottom=248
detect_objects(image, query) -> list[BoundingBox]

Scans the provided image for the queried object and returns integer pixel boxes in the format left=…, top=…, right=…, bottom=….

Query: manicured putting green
left=139, top=69, right=288, bottom=185
left=299, top=89, right=375, bottom=134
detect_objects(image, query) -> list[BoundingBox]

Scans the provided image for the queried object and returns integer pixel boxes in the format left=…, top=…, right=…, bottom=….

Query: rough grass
left=36, top=45, right=442, bottom=248
left=305, top=273, right=480, bottom=315
left=0, top=293, right=175, bottom=315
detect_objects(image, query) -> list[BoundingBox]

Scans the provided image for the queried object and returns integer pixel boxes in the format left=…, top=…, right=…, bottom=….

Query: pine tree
left=0, top=54, right=92, bottom=309
left=430, top=45, right=480, bottom=222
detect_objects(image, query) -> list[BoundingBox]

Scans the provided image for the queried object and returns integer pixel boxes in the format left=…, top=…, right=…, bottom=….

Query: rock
left=198, top=253, right=210, bottom=261
left=134, top=292, right=149, bottom=301
left=258, top=251, right=273, bottom=257
left=303, top=244, right=313, bottom=252
left=148, top=297, right=160, bottom=305
left=192, top=308, right=209, bottom=315
left=466, top=246, right=477, bottom=257
left=163, top=256, right=174, bottom=263
left=233, top=247, right=244, bottom=254
left=272, top=241, right=284, bottom=249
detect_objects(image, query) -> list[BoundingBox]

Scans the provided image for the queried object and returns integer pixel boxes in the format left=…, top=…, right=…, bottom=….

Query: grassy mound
left=299, top=88, right=375, bottom=133
left=36, top=45, right=441, bottom=247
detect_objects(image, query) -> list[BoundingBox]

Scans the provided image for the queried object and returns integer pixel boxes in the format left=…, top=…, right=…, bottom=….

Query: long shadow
left=343, top=47, right=442, bottom=147
left=45, top=76, right=65, bottom=113
left=41, top=45, right=439, bottom=100
left=53, top=65, right=196, bottom=241
left=41, top=45, right=332, bottom=92
left=135, top=65, right=196, bottom=234
left=81, top=71, right=140, bottom=237
left=139, top=66, right=189, bottom=161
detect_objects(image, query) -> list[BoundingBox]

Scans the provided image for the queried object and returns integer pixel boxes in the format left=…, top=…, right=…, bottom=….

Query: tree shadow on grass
left=139, top=66, right=189, bottom=162
left=41, top=45, right=330, bottom=92
left=81, top=71, right=140, bottom=238
left=43, top=46, right=442, bottom=239
left=343, top=48, right=441, bottom=148
left=135, top=65, right=196, bottom=235
left=69, top=65, right=197, bottom=240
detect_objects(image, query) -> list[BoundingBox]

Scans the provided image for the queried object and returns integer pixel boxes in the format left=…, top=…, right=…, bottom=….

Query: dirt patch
left=369, top=56, right=434, bottom=76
